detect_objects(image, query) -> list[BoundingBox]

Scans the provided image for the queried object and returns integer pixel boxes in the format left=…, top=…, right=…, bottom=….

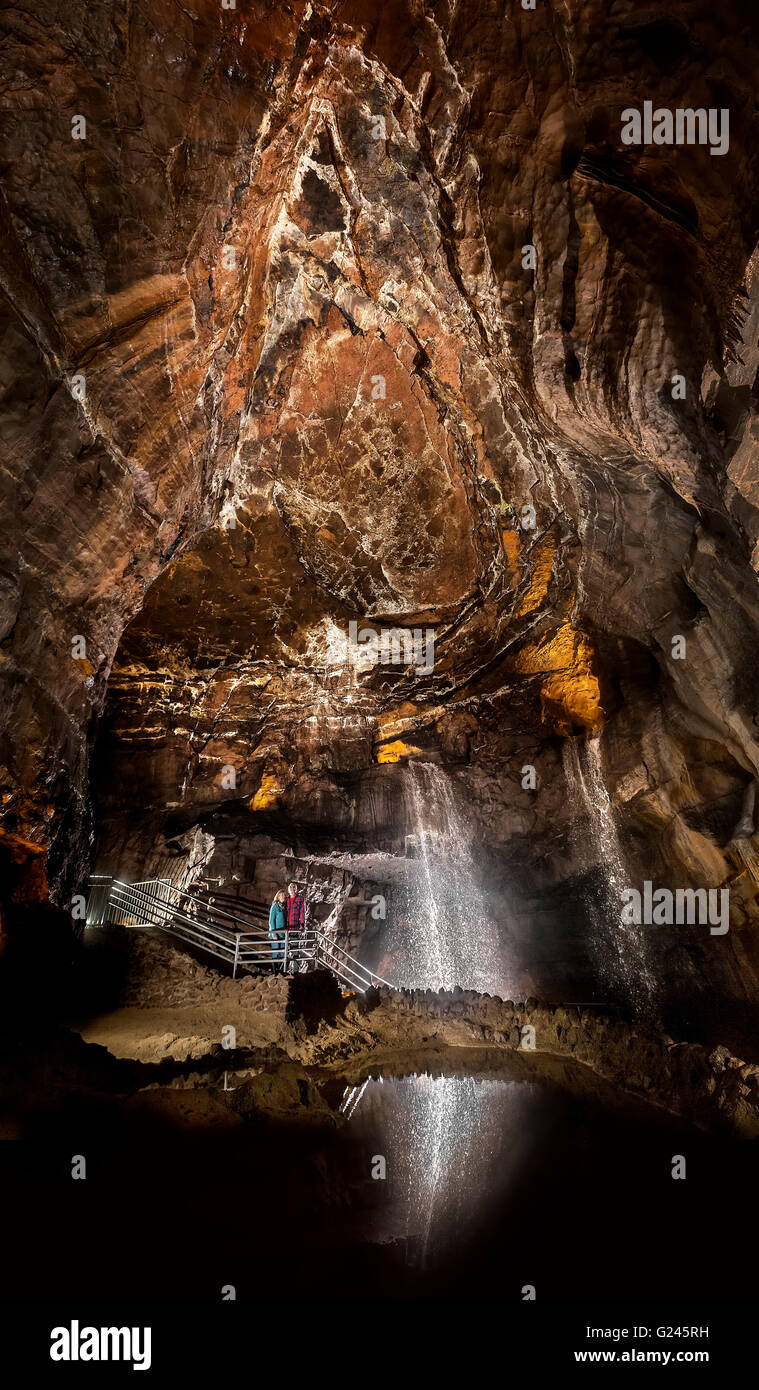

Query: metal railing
left=86, top=875, right=393, bottom=994
left=194, top=884, right=270, bottom=928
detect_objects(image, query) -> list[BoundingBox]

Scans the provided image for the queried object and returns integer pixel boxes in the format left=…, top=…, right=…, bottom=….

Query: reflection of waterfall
left=391, top=761, right=508, bottom=995
left=346, top=1074, right=539, bottom=1268
left=562, top=735, right=656, bottom=1013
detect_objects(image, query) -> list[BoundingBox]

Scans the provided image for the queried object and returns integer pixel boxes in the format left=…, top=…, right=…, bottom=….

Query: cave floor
left=4, top=930, right=759, bottom=1302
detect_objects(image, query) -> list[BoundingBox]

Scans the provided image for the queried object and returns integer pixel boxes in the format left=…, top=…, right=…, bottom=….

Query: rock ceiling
left=2, top=0, right=759, bottom=999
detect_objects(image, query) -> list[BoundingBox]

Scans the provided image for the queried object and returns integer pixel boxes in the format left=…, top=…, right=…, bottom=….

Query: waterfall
left=389, top=761, right=508, bottom=996
left=562, top=735, right=656, bottom=1013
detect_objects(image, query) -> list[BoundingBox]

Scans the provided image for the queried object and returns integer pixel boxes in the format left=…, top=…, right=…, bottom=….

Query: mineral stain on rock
left=2, top=0, right=759, bottom=1311
left=296, top=166, right=347, bottom=236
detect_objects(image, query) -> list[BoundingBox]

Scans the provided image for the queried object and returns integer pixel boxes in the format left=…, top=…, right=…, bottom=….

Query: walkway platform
left=87, top=876, right=393, bottom=995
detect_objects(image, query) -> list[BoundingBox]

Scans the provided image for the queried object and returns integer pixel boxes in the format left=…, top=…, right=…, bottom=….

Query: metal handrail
left=110, top=880, right=269, bottom=948
left=108, top=885, right=273, bottom=967
left=108, top=883, right=321, bottom=977
left=106, top=875, right=270, bottom=940
left=311, top=927, right=393, bottom=991
left=154, top=882, right=272, bottom=938
left=109, top=881, right=240, bottom=943
left=138, top=880, right=272, bottom=940
left=193, top=885, right=269, bottom=925
left=87, top=876, right=394, bottom=992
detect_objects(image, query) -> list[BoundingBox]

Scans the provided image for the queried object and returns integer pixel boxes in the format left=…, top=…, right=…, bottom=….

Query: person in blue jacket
left=268, top=889, right=287, bottom=967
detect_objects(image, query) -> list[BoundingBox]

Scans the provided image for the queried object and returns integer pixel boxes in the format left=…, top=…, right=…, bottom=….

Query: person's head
left=288, top=882, right=298, bottom=896
left=275, top=890, right=286, bottom=904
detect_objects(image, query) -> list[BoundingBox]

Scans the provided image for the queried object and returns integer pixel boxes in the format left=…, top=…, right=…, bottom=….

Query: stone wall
left=3, top=0, right=759, bottom=1029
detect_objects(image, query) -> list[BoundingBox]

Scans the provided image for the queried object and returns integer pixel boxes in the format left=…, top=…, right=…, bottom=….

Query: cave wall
left=2, top=0, right=759, bottom=1013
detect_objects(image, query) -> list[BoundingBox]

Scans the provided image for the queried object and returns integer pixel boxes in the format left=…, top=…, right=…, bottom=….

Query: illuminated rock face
left=3, top=1, right=759, bottom=1010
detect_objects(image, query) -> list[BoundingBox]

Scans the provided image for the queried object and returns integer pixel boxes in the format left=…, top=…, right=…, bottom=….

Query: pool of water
left=338, top=1069, right=759, bottom=1299
left=3, top=1061, right=758, bottom=1301
left=342, top=1074, right=545, bottom=1269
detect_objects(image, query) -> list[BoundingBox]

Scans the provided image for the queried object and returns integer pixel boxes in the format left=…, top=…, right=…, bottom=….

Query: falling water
left=389, top=761, right=510, bottom=996
left=350, top=765, right=515, bottom=1269
left=562, top=735, right=656, bottom=1013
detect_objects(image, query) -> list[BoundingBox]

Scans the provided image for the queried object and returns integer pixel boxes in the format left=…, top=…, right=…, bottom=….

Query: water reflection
left=345, top=1073, right=543, bottom=1267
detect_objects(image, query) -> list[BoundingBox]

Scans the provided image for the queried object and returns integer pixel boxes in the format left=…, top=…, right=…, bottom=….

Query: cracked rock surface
left=3, top=2, right=759, bottom=1020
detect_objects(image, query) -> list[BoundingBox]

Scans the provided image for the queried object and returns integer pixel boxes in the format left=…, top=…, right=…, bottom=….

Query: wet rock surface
left=2, top=2, right=759, bottom=1025
left=34, top=932, right=758, bottom=1141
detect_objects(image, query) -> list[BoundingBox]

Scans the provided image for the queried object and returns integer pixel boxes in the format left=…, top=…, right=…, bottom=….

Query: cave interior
left=2, top=0, right=759, bottom=1307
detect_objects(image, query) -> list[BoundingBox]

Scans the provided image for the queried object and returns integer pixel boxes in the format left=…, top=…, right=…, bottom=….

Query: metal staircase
left=87, top=876, right=393, bottom=995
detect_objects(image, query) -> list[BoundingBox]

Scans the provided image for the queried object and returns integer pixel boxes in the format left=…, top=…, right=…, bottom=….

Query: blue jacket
left=269, top=901, right=287, bottom=932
